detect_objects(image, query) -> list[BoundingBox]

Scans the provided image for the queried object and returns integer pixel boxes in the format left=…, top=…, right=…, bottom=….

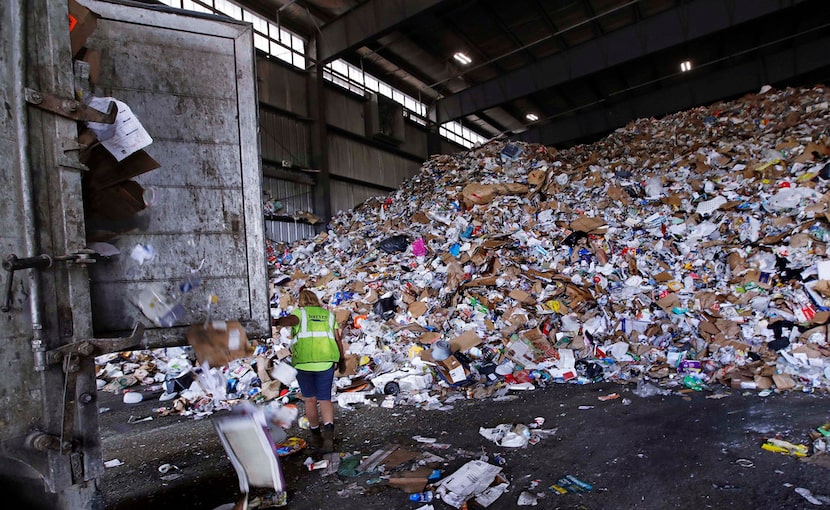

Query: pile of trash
left=98, top=85, right=830, bottom=418
left=267, top=84, right=830, bottom=400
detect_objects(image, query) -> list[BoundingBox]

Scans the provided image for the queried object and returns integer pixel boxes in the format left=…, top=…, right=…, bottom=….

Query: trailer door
left=80, top=0, right=269, bottom=344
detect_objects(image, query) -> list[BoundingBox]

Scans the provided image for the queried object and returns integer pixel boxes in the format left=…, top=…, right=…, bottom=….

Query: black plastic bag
left=374, top=296, right=397, bottom=319
left=378, top=234, right=409, bottom=254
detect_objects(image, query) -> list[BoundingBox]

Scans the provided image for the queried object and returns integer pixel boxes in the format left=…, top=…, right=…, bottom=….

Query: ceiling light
left=453, top=52, right=472, bottom=65
left=680, top=60, right=692, bottom=72
left=526, top=113, right=539, bottom=122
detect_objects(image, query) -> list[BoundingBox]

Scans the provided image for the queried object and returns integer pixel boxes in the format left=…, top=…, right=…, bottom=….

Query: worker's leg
left=295, top=369, right=321, bottom=428
left=319, top=400, right=334, bottom=425
left=303, top=396, right=319, bottom=428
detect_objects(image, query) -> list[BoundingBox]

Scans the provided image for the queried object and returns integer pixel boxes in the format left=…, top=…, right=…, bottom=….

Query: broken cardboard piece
left=569, top=216, right=608, bottom=234
left=81, top=143, right=160, bottom=192
left=449, top=330, right=482, bottom=353
left=186, top=321, right=253, bottom=368
left=461, top=182, right=529, bottom=206
left=69, top=0, right=99, bottom=58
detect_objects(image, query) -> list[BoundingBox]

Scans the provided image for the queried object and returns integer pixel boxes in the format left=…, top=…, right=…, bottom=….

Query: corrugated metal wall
left=256, top=57, right=442, bottom=244
left=260, top=108, right=310, bottom=168
left=326, top=88, right=365, bottom=135
left=330, top=180, right=387, bottom=217
left=328, top=134, right=422, bottom=189
left=257, top=57, right=308, bottom=117
left=262, top=175, right=316, bottom=243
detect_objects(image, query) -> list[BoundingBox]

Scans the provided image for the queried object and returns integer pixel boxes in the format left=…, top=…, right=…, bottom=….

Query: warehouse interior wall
left=255, top=51, right=465, bottom=244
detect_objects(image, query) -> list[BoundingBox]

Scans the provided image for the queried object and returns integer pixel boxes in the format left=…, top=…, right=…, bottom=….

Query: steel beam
left=436, top=0, right=806, bottom=122
left=318, top=0, right=446, bottom=64
left=515, top=34, right=830, bottom=147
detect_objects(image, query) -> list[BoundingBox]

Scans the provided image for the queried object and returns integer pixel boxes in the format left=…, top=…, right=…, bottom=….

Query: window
left=439, top=120, right=487, bottom=149
left=156, top=0, right=306, bottom=70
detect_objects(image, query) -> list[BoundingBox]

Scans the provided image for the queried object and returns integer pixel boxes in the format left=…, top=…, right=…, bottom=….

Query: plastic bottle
left=409, top=491, right=433, bottom=502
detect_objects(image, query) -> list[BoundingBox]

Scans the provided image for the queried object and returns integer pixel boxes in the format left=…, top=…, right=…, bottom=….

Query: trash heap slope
left=273, top=85, right=830, bottom=394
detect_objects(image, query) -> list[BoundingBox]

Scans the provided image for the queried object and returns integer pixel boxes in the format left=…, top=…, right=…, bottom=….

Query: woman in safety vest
left=290, top=289, right=346, bottom=453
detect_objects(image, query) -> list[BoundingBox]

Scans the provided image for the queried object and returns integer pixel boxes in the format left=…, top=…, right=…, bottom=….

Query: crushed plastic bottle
left=409, top=490, right=434, bottom=502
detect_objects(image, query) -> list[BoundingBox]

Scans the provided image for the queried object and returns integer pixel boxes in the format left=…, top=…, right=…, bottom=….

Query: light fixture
left=526, top=113, right=539, bottom=122
left=680, top=60, right=692, bottom=72
left=453, top=52, right=472, bottom=65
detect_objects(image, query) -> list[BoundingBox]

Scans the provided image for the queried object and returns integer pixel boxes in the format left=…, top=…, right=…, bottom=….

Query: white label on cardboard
left=212, top=320, right=228, bottom=331
left=227, top=329, right=241, bottom=351
left=448, top=365, right=466, bottom=383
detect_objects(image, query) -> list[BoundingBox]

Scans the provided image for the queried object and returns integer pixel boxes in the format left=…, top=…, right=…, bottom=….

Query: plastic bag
left=378, top=234, right=409, bottom=254
left=373, top=296, right=397, bottom=319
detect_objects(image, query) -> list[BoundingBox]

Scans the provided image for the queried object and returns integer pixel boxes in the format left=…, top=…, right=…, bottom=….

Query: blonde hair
left=298, top=289, right=322, bottom=307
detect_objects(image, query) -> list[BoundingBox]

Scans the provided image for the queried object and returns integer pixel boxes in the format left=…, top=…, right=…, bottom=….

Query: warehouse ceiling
left=244, top=0, right=830, bottom=148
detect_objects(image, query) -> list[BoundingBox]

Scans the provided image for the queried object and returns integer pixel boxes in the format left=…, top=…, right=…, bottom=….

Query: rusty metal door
left=0, top=0, right=266, bottom=506
left=80, top=0, right=268, bottom=345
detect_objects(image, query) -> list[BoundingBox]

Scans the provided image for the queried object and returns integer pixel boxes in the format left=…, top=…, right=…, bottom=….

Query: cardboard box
left=186, top=320, right=253, bottom=368
left=421, top=353, right=470, bottom=384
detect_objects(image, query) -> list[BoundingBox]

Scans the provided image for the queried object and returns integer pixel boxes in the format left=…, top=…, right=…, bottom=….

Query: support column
left=308, top=36, right=331, bottom=231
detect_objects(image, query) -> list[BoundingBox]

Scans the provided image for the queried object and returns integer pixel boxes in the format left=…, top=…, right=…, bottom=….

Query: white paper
left=436, top=460, right=502, bottom=508
left=474, top=481, right=509, bottom=507
left=817, top=260, right=830, bottom=281
left=87, top=97, right=153, bottom=161
left=227, top=329, right=241, bottom=351
left=556, top=348, right=575, bottom=369
left=129, top=243, right=155, bottom=265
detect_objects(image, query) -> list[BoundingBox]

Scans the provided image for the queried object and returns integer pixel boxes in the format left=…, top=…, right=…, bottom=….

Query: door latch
left=24, top=88, right=117, bottom=124
left=2, top=251, right=96, bottom=312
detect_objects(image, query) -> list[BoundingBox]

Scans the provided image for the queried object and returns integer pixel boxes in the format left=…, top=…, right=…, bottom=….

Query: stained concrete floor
left=98, top=381, right=830, bottom=510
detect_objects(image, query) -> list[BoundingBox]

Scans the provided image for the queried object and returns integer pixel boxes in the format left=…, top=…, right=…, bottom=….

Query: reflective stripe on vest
left=297, top=308, right=335, bottom=341
left=291, top=307, right=339, bottom=365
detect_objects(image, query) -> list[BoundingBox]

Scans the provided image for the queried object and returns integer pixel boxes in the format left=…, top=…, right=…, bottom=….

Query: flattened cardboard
left=656, top=293, right=681, bottom=312
left=772, top=373, right=796, bottom=390
left=464, top=275, right=498, bottom=287
left=653, top=271, right=674, bottom=282
left=335, top=354, right=359, bottom=377
left=461, top=182, right=529, bottom=206
left=388, top=467, right=435, bottom=493
left=450, top=330, right=482, bottom=352
left=408, top=301, right=427, bottom=318
left=419, top=331, right=442, bottom=344
left=411, top=211, right=430, bottom=224
left=527, top=169, right=546, bottom=186
left=743, top=269, right=774, bottom=289
left=508, top=289, right=534, bottom=304
left=569, top=216, right=608, bottom=234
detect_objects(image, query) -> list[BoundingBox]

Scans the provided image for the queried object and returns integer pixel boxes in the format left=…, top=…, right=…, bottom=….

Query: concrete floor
left=98, top=382, right=830, bottom=510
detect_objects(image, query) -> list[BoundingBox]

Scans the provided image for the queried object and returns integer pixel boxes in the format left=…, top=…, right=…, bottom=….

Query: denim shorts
left=295, top=365, right=335, bottom=401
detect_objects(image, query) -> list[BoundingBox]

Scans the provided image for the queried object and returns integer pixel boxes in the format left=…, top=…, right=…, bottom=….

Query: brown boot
left=320, top=423, right=335, bottom=453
